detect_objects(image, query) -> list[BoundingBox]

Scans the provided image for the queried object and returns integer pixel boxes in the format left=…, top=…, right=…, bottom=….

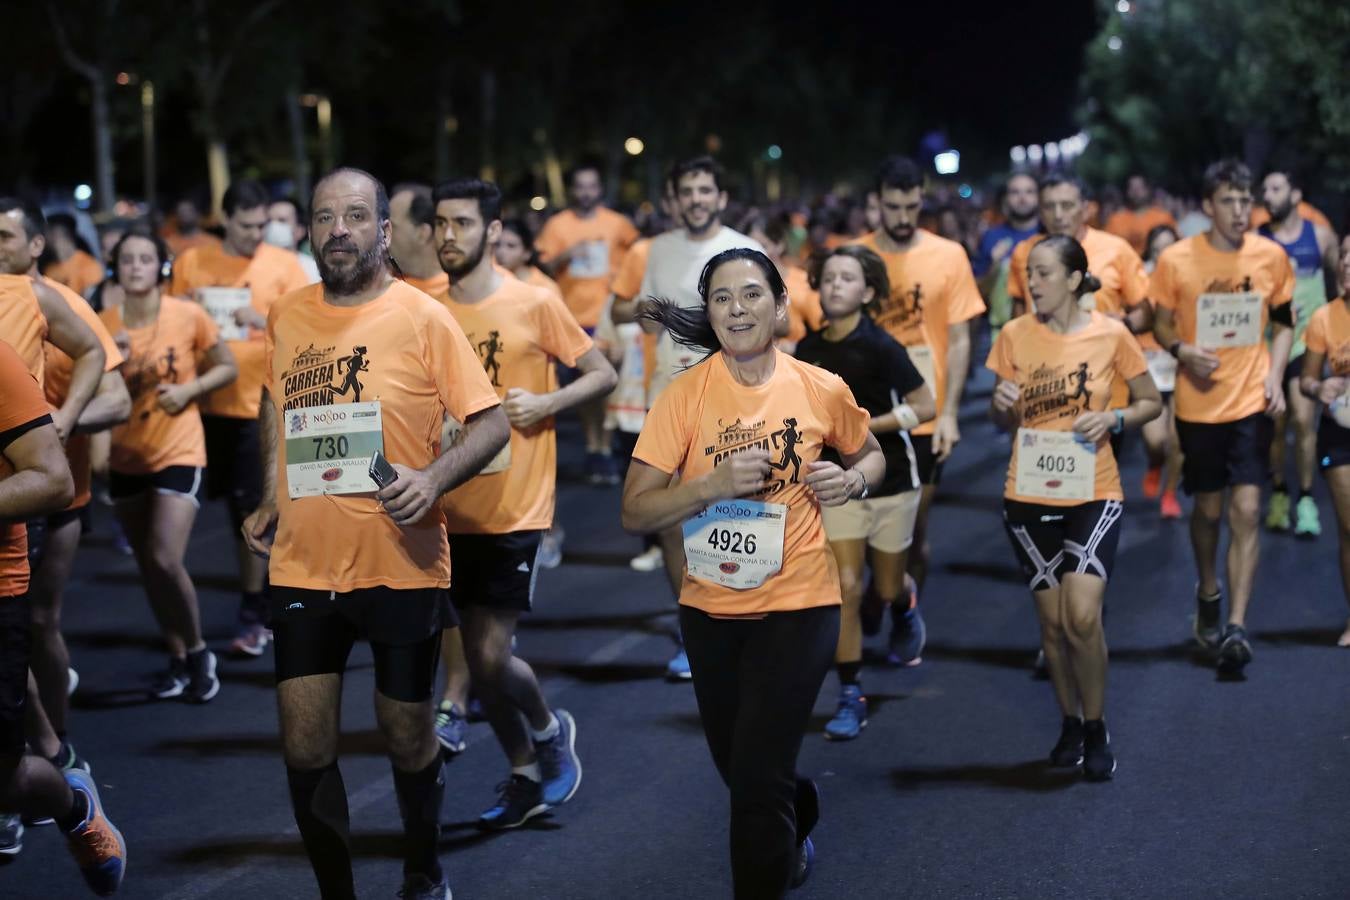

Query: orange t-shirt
left=781, top=264, right=824, bottom=345
left=851, top=230, right=986, bottom=435
left=42, top=278, right=124, bottom=509
left=633, top=350, right=871, bottom=616
left=171, top=242, right=310, bottom=419
left=438, top=278, right=593, bottom=534
left=164, top=229, right=222, bottom=257
left=100, top=297, right=218, bottom=475
left=534, top=207, right=640, bottom=328
left=1149, top=234, right=1295, bottom=424
left=1103, top=206, right=1178, bottom=255
left=404, top=272, right=450, bottom=298
left=987, top=312, right=1148, bottom=505
left=0, top=340, right=54, bottom=596
left=44, top=250, right=105, bottom=298
left=0, top=274, right=47, bottom=382
left=1250, top=201, right=1331, bottom=233
left=1305, top=298, right=1350, bottom=377
left=519, top=266, right=563, bottom=299
left=265, top=280, right=501, bottom=592
left=610, top=237, right=652, bottom=302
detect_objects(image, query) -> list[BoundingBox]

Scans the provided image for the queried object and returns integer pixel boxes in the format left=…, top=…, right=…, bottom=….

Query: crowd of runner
left=1, top=151, right=1346, bottom=899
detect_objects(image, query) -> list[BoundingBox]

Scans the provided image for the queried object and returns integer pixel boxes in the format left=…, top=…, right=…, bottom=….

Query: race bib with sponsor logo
left=1014, top=428, right=1096, bottom=502
left=1196, top=292, right=1262, bottom=349
left=284, top=401, right=384, bottom=498
left=1145, top=349, right=1177, bottom=392
left=682, top=498, right=787, bottom=590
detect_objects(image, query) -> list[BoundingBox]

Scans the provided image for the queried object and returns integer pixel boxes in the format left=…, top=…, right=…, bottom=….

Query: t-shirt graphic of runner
left=1067, top=361, right=1092, bottom=407
left=770, top=417, right=803, bottom=484
left=477, top=330, right=504, bottom=386
left=329, top=346, right=369, bottom=401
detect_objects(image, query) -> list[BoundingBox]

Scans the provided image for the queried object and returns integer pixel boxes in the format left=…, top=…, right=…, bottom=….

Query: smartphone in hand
left=368, top=450, right=398, bottom=489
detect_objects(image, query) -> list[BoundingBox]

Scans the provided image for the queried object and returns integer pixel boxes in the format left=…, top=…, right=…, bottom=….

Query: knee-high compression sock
left=392, top=757, right=445, bottom=883
left=286, top=762, right=355, bottom=900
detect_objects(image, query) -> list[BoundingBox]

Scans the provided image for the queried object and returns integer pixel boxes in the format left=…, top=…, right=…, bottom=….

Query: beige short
left=820, top=490, right=922, bottom=554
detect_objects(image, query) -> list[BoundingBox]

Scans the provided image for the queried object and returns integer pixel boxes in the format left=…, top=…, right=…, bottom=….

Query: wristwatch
left=1111, top=409, right=1125, bottom=434
left=853, top=469, right=869, bottom=500
left=1167, top=340, right=1183, bottom=359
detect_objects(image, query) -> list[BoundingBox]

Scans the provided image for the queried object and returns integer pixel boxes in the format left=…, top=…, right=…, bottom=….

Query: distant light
left=934, top=150, right=960, bottom=175
left=1010, top=146, right=1027, bottom=164
left=444, top=116, right=458, bottom=135
left=1045, top=142, right=1060, bottom=161
left=529, top=196, right=547, bottom=212
left=1116, top=0, right=1130, bottom=11
left=624, top=137, right=645, bottom=156
left=115, top=72, right=131, bottom=86
left=705, top=134, right=722, bottom=154
left=299, top=94, right=320, bottom=108
left=1107, top=35, right=1123, bottom=51
left=766, top=144, right=782, bottom=161
left=958, top=184, right=973, bottom=199
left=1028, top=144, right=1044, bottom=163
left=73, top=184, right=93, bottom=202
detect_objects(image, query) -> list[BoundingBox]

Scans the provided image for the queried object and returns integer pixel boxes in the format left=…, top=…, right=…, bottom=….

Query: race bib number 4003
left=682, top=499, right=787, bottom=590
left=1014, top=428, right=1096, bottom=502
left=1195, top=292, right=1262, bottom=349
left=284, top=401, right=384, bottom=498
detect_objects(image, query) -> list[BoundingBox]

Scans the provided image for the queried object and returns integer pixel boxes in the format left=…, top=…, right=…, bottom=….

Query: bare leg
left=1325, top=465, right=1350, bottom=646
left=1288, top=376, right=1318, bottom=495
left=28, top=515, right=81, bottom=735
left=1060, top=574, right=1108, bottom=721
left=1033, top=585, right=1078, bottom=717
left=438, top=627, right=471, bottom=710
left=145, top=493, right=205, bottom=653
left=460, top=608, right=552, bottom=768
left=1226, top=484, right=1262, bottom=626
left=906, top=485, right=938, bottom=592
left=24, top=671, right=62, bottom=759
left=828, top=540, right=867, bottom=668
left=1190, top=490, right=1224, bottom=596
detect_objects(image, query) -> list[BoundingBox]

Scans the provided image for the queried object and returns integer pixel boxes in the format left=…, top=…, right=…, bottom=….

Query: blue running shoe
left=823, top=685, right=867, bottom=741
left=887, top=605, right=926, bottom=667
left=666, top=647, right=692, bottom=681
left=62, top=768, right=127, bottom=895
left=477, top=775, right=547, bottom=830
left=535, top=710, right=581, bottom=806
left=434, top=701, right=467, bottom=755
left=790, top=836, right=815, bottom=889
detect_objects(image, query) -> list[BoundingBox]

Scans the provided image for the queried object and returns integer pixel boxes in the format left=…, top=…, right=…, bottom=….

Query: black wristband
left=1168, top=340, right=1183, bottom=358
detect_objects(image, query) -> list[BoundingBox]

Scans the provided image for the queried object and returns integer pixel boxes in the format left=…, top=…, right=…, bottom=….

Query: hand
left=804, top=460, right=858, bottom=507
left=113, top=330, right=132, bottom=357
left=1319, top=376, right=1348, bottom=406
left=1177, top=343, right=1220, bottom=379
left=707, top=448, right=770, bottom=500
left=1072, top=411, right=1115, bottom=443
left=1263, top=373, right=1286, bottom=417
left=376, top=463, right=442, bottom=525
left=241, top=503, right=279, bottom=557
left=51, top=410, right=74, bottom=445
left=233, top=306, right=267, bottom=329
left=931, top=413, right=961, bottom=462
left=157, top=382, right=198, bottom=415
left=992, top=380, right=1022, bottom=415
left=503, top=387, right=554, bottom=429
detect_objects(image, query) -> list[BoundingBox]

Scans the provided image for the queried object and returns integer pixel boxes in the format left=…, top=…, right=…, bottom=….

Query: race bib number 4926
left=1014, top=428, right=1096, bottom=502
left=682, top=499, right=787, bottom=590
left=284, top=401, right=384, bottom=498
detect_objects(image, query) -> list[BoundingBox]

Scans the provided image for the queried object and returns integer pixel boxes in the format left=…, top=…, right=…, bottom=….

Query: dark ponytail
left=637, top=247, right=788, bottom=358
left=1036, top=234, right=1100, bottom=296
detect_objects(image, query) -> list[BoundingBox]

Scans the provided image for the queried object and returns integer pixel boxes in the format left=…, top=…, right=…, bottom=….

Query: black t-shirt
left=796, top=315, right=926, bottom=495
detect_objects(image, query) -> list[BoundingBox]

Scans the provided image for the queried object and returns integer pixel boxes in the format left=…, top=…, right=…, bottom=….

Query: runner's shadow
left=527, top=659, right=668, bottom=683
left=71, top=687, right=167, bottom=709
left=149, top=729, right=389, bottom=758
left=890, top=760, right=1080, bottom=793
left=439, top=817, right=562, bottom=849
left=1108, top=640, right=1215, bottom=670
left=91, top=570, right=241, bottom=591
left=943, top=561, right=1027, bottom=584
left=1253, top=627, right=1342, bottom=647
left=920, top=642, right=1041, bottom=671
left=518, top=610, right=674, bottom=632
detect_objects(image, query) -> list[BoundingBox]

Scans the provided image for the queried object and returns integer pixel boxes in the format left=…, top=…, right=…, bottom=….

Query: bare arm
left=0, top=421, right=74, bottom=520
left=35, top=282, right=104, bottom=442
left=502, top=346, right=617, bottom=429
left=869, top=383, right=935, bottom=433
left=241, top=389, right=280, bottom=555
left=931, top=320, right=972, bottom=460
left=376, top=404, right=512, bottom=525
left=156, top=342, right=237, bottom=416
left=1123, top=300, right=1153, bottom=336
left=1318, top=224, right=1341, bottom=299
left=74, top=371, right=131, bottom=433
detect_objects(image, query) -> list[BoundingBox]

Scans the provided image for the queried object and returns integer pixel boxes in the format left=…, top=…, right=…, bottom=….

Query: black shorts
left=448, top=531, right=544, bottom=612
left=109, top=466, right=204, bottom=507
left=0, top=593, right=29, bottom=756
left=203, top=415, right=263, bottom=517
left=1318, top=415, right=1350, bottom=472
left=909, top=433, right=944, bottom=487
left=25, top=505, right=86, bottom=567
left=1003, top=499, right=1124, bottom=591
left=270, top=585, right=455, bottom=703
left=1283, top=354, right=1304, bottom=384
left=1176, top=413, right=1274, bottom=495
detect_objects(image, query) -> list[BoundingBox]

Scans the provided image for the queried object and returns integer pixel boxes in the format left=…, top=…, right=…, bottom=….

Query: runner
left=0, top=339, right=127, bottom=894
left=1103, top=174, right=1178, bottom=255
left=973, top=172, right=1040, bottom=339
left=495, top=218, right=563, bottom=298
left=432, top=177, right=613, bottom=827
left=242, top=167, right=507, bottom=900
left=1258, top=169, right=1340, bottom=537
left=989, top=234, right=1161, bottom=780
left=99, top=226, right=237, bottom=703
left=745, top=213, right=823, bottom=352
left=795, top=245, right=934, bottom=741
left=171, top=179, right=311, bottom=657
left=1140, top=224, right=1184, bottom=518
left=1151, top=159, right=1296, bottom=675
left=265, top=197, right=322, bottom=282
left=853, top=155, right=985, bottom=664
left=535, top=162, right=639, bottom=485
left=623, top=246, right=885, bottom=896
left=1299, top=236, right=1350, bottom=645
left=389, top=183, right=450, bottom=298
left=162, top=196, right=222, bottom=257
left=41, top=215, right=104, bottom=298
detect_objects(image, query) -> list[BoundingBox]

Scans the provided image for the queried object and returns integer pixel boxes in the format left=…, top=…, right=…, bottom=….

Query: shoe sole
left=436, top=735, right=467, bottom=754
left=150, top=683, right=188, bottom=700
left=547, top=711, right=582, bottom=806
left=665, top=671, right=692, bottom=682
left=823, top=719, right=868, bottom=741
left=0, top=823, right=22, bottom=855
left=1217, top=642, right=1252, bottom=673
left=230, top=642, right=267, bottom=658
left=1084, top=758, right=1117, bottom=781
left=477, top=802, right=550, bottom=831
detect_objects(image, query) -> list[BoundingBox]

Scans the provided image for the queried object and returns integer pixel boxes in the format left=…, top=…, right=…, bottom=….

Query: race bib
left=568, top=240, right=610, bottom=279
left=906, top=344, right=938, bottom=396
left=1145, top=349, right=1178, bottom=392
left=682, top=499, right=787, bottom=590
left=284, top=401, right=384, bottom=499
left=443, top=413, right=511, bottom=474
left=197, top=287, right=253, bottom=341
left=1014, top=428, right=1096, bottom=502
left=1196, top=292, right=1262, bottom=349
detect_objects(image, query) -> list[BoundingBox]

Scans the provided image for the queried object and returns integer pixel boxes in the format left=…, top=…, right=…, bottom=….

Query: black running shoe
left=1049, top=716, right=1085, bottom=767
left=477, top=775, right=547, bottom=830
left=149, top=657, right=189, bottom=699
left=1216, top=623, right=1252, bottom=674
left=1193, top=588, right=1222, bottom=649
left=1082, top=720, right=1116, bottom=781
left=185, top=648, right=221, bottom=703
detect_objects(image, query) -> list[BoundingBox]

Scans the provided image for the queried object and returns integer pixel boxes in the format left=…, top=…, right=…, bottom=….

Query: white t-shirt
left=637, top=224, right=763, bottom=402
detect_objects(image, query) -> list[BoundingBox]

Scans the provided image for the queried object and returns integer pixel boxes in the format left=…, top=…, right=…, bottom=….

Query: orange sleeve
left=824, top=375, right=871, bottom=456
left=946, top=254, right=987, bottom=323
left=1148, top=255, right=1177, bottom=310
left=424, top=306, right=501, bottom=423
left=533, top=290, right=595, bottom=368
left=610, top=242, right=648, bottom=300
left=191, top=303, right=221, bottom=355
left=0, top=342, right=50, bottom=432
left=1305, top=308, right=1329, bottom=355
left=169, top=252, right=193, bottom=297
left=284, top=258, right=311, bottom=292
left=1119, top=250, right=1149, bottom=307
left=985, top=328, right=1016, bottom=381
left=631, top=379, right=690, bottom=475
left=1008, top=241, right=1030, bottom=302
left=534, top=216, right=566, bottom=263
left=1269, top=253, right=1295, bottom=309
left=1114, top=327, right=1149, bottom=381
left=618, top=217, right=640, bottom=252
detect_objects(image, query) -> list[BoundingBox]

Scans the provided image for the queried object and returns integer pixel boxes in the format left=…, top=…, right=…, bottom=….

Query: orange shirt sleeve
left=632, top=378, right=691, bottom=475
left=1305, top=306, right=1329, bottom=355
left=1113, top=326, right=1149, bottom=381
left=532, top=291, right=595, bottom=368
left=945, top=254, right=986, bottom=323
left=0, top=342, right=50, bottom=433
left=1269, top=253, right=1295, bottom=310
left=1119, top=250, right=1149, bottom=307
left=1008, top=240, right=1031, bottom=302
left=985, top=328, right=1016, bottom=382
left=610, top=240, right=650, bottom=301
left=423, top=306, right=501, bottom=424
left=823, top=375, right=871, bottom=456
left=534, top=216, right=567, bottom=264
left=191, top=302, right=221, bottom=355
left=1148, top=254, right=1178, bottom=311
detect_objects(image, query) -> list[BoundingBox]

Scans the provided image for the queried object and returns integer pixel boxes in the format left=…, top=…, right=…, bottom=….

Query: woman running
left=794, top=245, right=934, bottom=741
left=988, top=235, right=1160, bottom=780
left=622, top=247, right=884, bottom=897
left=1299, top=236, right=1350, bottom=646
left=1140, top=224, right=1184, bottom=517
left=99, top=226, right=238, bottom=703
left=495, top=218, right=563, bottom=298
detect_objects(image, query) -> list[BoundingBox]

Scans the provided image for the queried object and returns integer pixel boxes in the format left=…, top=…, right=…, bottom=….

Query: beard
left=1268, top=199, right=1294, bottom=222
left=884, top=222, right=915, bottom=244
left=317, top=236, right=386, bottom=296
left=440, top=233, right=488, bottom=279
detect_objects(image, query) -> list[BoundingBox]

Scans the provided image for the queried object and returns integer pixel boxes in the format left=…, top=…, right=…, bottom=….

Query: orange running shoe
left=1142, top=467, right=1162, bottom=499
left=63, top=769, right=126, bottom=895
left=1160, top=490, right=1183, bottom=520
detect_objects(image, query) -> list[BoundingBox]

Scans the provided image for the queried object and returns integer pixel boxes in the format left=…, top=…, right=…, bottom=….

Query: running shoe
left=584, top=452, right=605, bottom=486
left=0, top=814, right=21, bottom=856
left=148, top=658, right=188, bottom=700
left=628, top=545, right=664, bottom=572
left=184, top=649, right=220, bottom=704
left=666, top=646, right=692, bottom=681
left=228, top=623, right=271, bottom=658
left=1141, top=466, right=1162, bottom=499
left=1294, top=496, right=1322, bottom=538
left=887, top=606, right=926, bottom=667
left=1049, top=716, right=1085, bottom=767
left=1082, top=720, right=1116, bottom=781
left=1217, top=623, right=1253, bottom=674
left=595, top=454, right=621, bottom=487
left=790, top=836, right=815, bottom=890
left=1160, top=490, right=1183, bottom=520
left=1264, top=489, right=1290, bottom=532
left=68, top=666, right=80, bottom=697
left=1193, top=588, right=1223, bottom=650
left=477, top=775, right=547, bottom=830
left=434, top=702, right=467, bottom=755
left=398, top=874, right=452, bottom=899
left=535, top=710, right=581, bottom=806
left=536, top=528, right=563, bottom=569
left=62, top=768, right=127, bottom=896
left=823, top=685, right=867, bottom=741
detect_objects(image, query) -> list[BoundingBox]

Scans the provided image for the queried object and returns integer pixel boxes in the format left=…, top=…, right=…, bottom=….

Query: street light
left=934, top=150, right=960, bottom=175
left=624, top=137, right=644, bottom=156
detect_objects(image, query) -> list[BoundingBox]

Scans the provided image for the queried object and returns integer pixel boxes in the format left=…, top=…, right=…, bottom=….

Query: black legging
left=679, top=604, right=839, bottom=900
